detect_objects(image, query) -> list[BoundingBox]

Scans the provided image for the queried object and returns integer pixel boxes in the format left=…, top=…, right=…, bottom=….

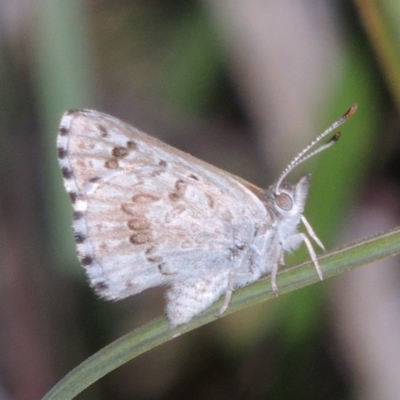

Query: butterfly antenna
left=274, top=104, right=357, bottom=193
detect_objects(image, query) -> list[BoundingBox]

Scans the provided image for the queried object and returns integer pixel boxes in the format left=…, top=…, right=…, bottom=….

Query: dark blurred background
left=1, top=1, right=400, bottom=399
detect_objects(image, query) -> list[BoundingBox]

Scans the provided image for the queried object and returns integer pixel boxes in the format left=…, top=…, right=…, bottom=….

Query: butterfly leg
left=270, top=243, right=283, bottom=295
left=301, top=216, right=324, bottom=250
left=218, top=277, right=234, bottom=316
left=218, top=247, right=265, bottom=316
left=291, top=232, right=323, bottom=280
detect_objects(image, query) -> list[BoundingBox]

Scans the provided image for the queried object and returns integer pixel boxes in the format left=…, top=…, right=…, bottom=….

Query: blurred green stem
left=354, top=0, right=400, bottom=111
left=43, top=226, right=400, bottom=400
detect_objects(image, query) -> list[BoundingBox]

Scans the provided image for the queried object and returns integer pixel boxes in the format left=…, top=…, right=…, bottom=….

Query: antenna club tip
left=332, top=131, right=341, bottom=142
left=344, top=103, right=358, bottom=119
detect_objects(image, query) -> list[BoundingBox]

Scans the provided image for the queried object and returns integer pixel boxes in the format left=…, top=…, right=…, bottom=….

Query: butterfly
left=57, top=104, right=357, bottom=328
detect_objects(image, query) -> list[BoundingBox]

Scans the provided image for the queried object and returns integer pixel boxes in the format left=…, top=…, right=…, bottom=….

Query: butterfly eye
left=275, top=193, right=293, bottom=211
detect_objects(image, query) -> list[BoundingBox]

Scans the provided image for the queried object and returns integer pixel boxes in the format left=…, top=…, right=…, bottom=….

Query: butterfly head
left=266, top=174, right=311, bottom=220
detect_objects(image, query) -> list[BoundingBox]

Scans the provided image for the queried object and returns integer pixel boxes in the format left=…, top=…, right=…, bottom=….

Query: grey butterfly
left=57, top=104, right=357, bottom=328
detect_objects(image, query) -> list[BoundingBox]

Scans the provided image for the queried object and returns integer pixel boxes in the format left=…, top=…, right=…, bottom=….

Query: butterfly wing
left=57, top=110, right=270, bottom=303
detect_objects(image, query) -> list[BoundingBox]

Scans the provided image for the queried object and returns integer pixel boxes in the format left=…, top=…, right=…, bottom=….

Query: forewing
left=57, top=110, right=268, bottom=300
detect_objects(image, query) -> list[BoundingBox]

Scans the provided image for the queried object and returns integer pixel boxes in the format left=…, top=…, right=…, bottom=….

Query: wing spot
left=168, top=179, right=187, bottom=201
left=158, top=263, right=175, bottom=275
left=105, top=159, right=119, bottom=169
left=169, top=192, right=180, bottom=201
left=127, top=218, right=151, bottom=231
left=73, top=211, right=84, bottom=220
left=59, top=127, right=69, bottom=136
left=61, top=167, right=73, bottom=179
left=147, top=256, right=163, bottom=263
left=97, top=124, right=108, bottom=137
left=69, top=192, right=78, bottom=203
left=80, top=255, right=94, bottom=266
left=145, top=246, right=156, bottom=255
left=93, top=281, right=109, bottom=292
left=150, top=168, right=165, bottom=178
left=74, top=232, right=86, bottom=243
left=159, top=160, right=167, bottom=167
left=188, top=174, right=199, bottom=181
left=121, top=203, right=135, bottom=215
left=129, top=231, right=152, bottom=245
left=131, top=194, right=160, bottom=203
left=57, top=147, right=67, bottom=159
left=127, top=140, right=137, bottom=150
left=205, top=193, right=215, bottom=208
left=112, top=146, right=129, bottom=158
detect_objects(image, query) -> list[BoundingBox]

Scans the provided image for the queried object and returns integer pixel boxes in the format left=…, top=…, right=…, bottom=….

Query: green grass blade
left=43, top=226, right=400, bottom=399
